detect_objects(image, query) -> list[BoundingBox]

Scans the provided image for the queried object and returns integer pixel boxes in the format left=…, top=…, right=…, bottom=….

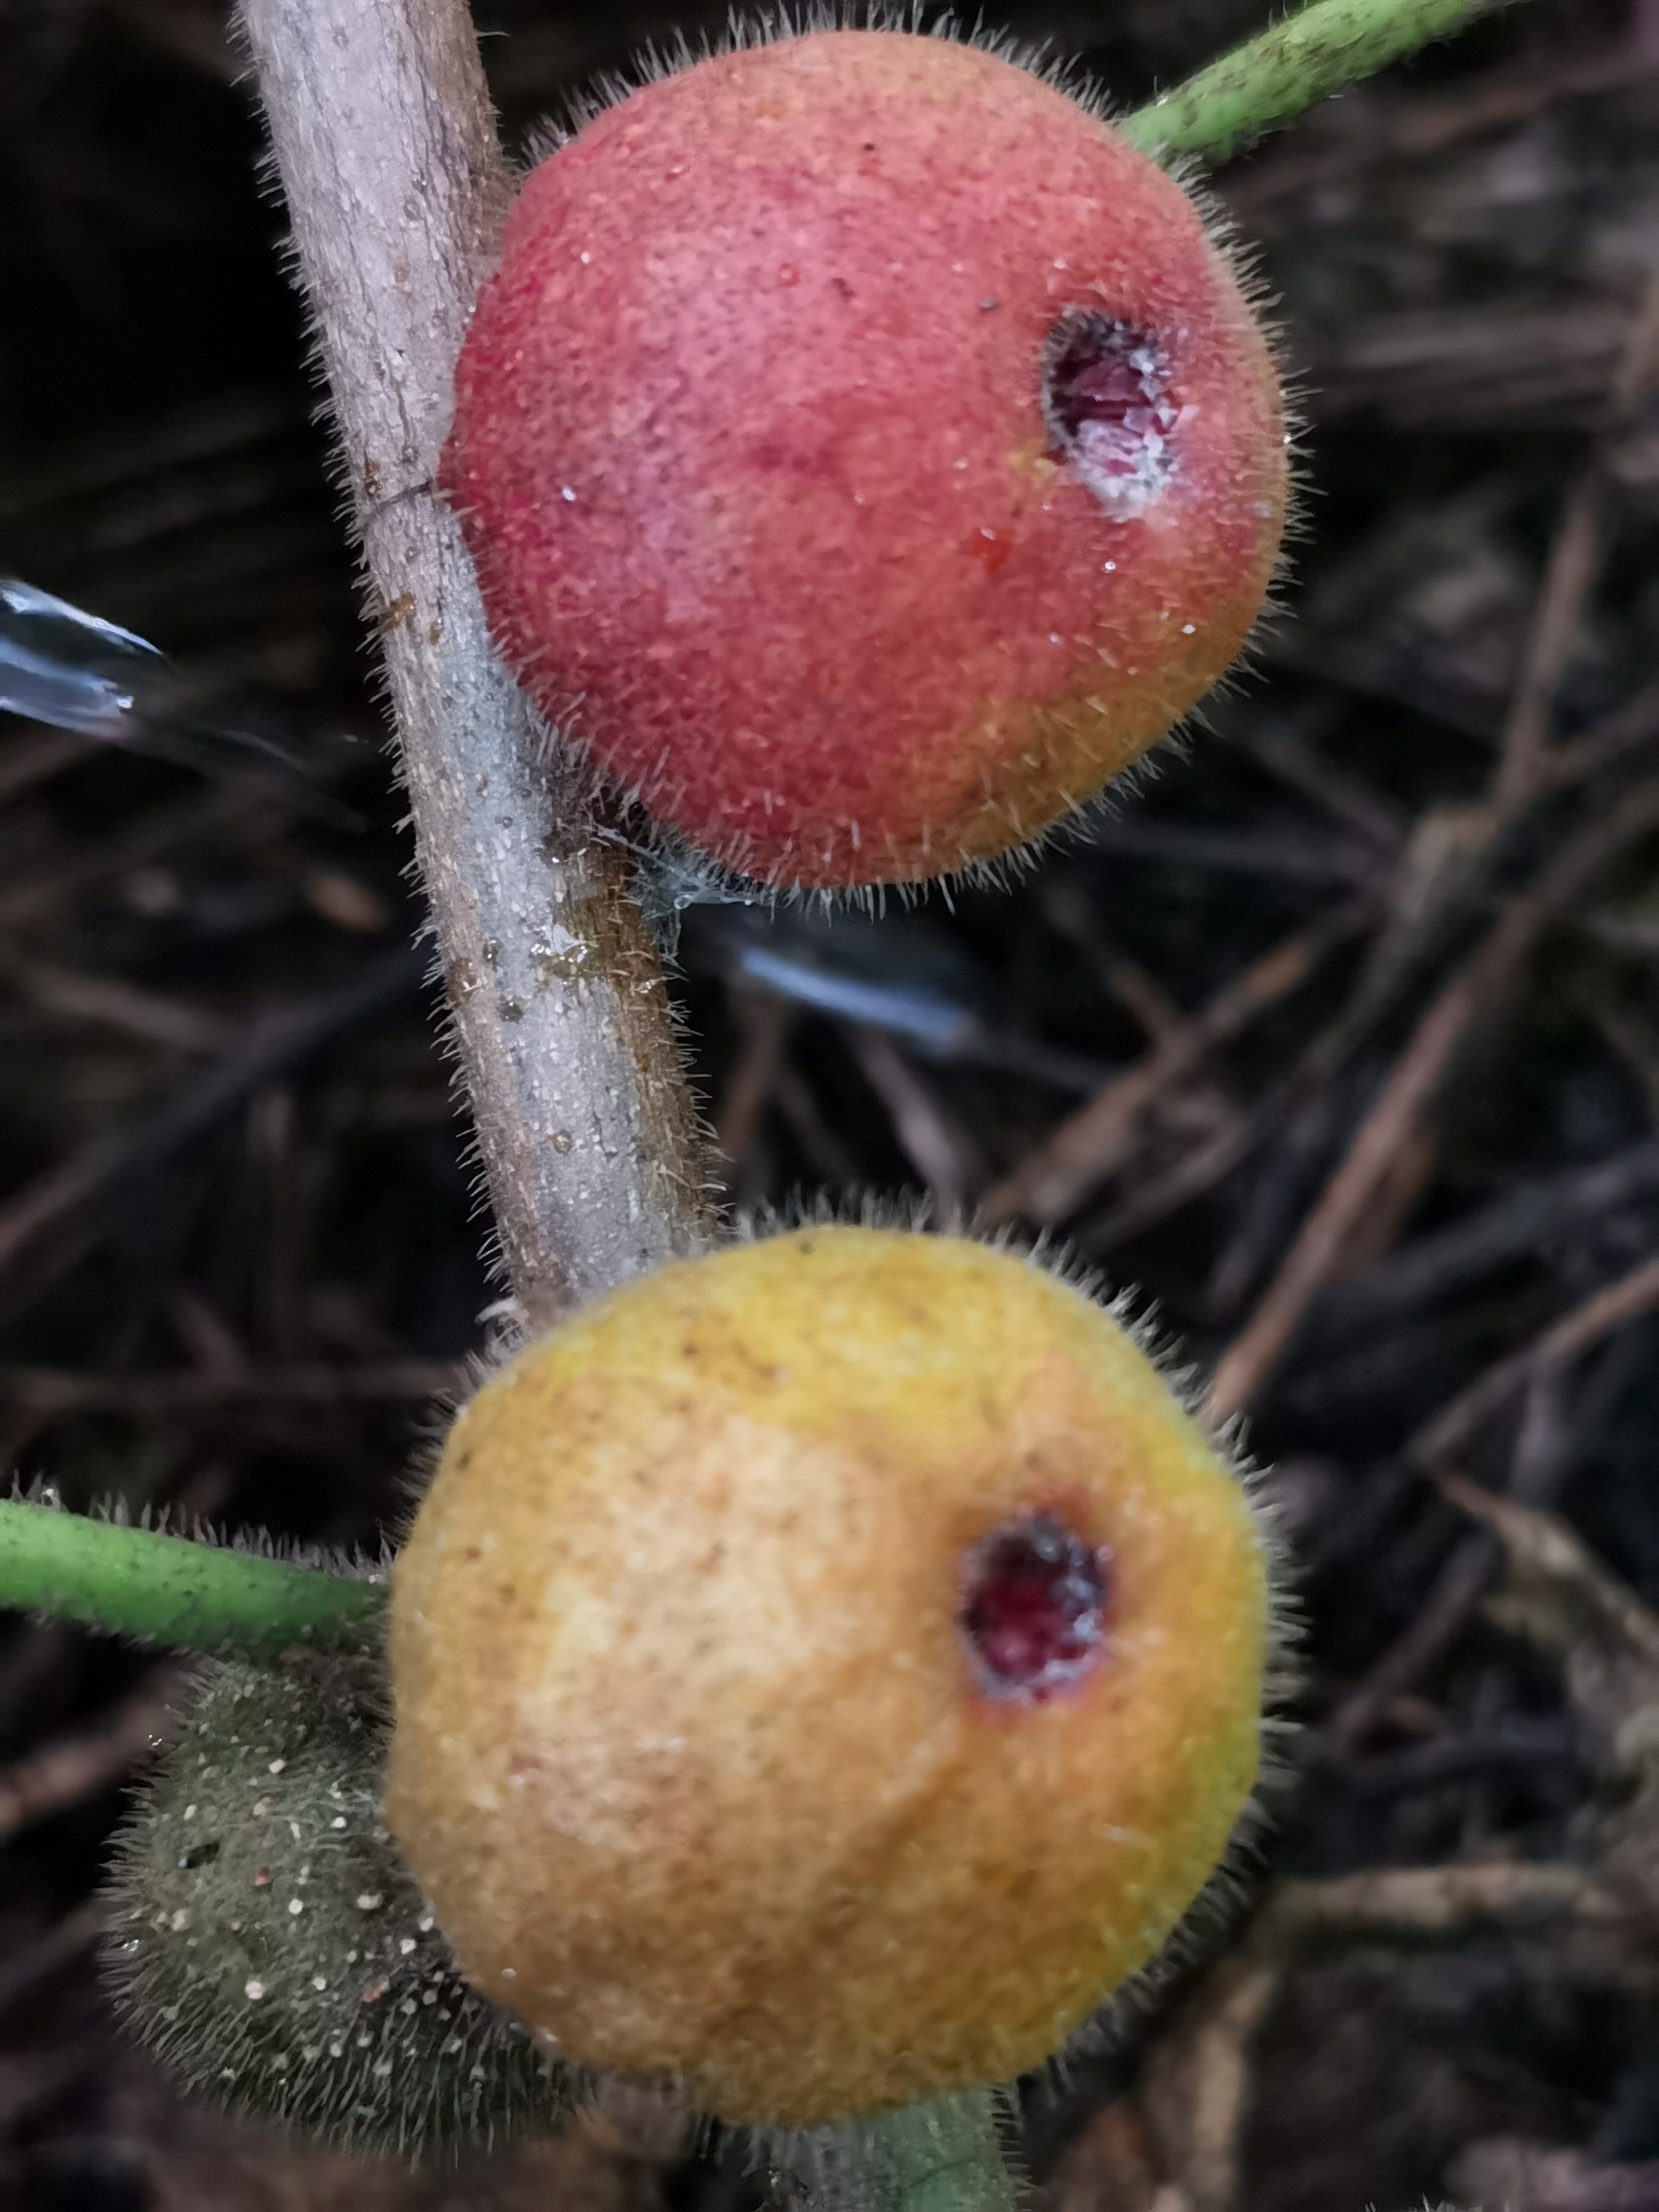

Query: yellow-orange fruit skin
left=386, top=1230, right=1267, bottom=2127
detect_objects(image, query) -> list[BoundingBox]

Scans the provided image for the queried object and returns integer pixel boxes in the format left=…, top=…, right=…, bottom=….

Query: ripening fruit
left=385, top=1227, right=1272, bottom=2127
left=441, top=28, right=1287, bottom=893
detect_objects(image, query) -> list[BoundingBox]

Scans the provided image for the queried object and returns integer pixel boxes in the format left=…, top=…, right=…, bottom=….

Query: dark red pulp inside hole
left=960, top=1513, right=1110, bottom=1703
left=1042, top=313, right=1167, bottom=448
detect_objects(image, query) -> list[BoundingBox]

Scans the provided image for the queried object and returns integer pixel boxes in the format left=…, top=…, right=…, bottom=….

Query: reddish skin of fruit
left=443, top=31, right=1287, bottom=889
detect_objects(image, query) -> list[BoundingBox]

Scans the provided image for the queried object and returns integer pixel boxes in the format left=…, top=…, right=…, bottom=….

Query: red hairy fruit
left=441, top=29, right=1288, bottom=891
left=385, top=1228, right=1271, bottom=2126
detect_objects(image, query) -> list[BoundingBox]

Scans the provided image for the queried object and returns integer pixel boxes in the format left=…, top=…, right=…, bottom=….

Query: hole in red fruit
left=960, top=1512, right=1111, bottom=1703
left=1042, top=310, right=1179, bottom=523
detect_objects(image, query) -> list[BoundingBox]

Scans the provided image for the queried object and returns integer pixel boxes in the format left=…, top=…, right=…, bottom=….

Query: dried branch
left=1325, top=1530, right=1499, bottom=1746
left=8, top=960, right=234, bottom=1054
left=0, top=1361, right=460, bottom=1415
left=1320, top=1136, right=1659, bottom=1331
left=1262, top=1860, right=1613, bottom=1937
left=0, top=949, right=421, bottom=1304
left=977, top=903, right=1367, bottom=1229
left=1409, top=1254, right=1659, bottom=1471
left=1493, top=474, right=1606, bottom=806
left=1204, top=780, right=1659, bottom=1422
left=1493, top=278, right=1659, bottom=805
left=0, top=1667, right=186, bottom=1845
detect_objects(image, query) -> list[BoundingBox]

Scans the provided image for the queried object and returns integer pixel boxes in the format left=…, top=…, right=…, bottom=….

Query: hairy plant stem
left=0, top=1499, right=384, bottom=1656
left=1120, top=0, right=1520, bottom=163
left=797, top=2095, right=1017, bottom=2212
left=233, top=0, right=710, bottom=1336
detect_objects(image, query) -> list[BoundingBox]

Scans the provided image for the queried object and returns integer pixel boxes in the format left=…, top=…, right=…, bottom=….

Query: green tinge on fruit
left=387, top=1227, right=1273, bottom=2127
left=102, top=1651, right=571, bottom=2161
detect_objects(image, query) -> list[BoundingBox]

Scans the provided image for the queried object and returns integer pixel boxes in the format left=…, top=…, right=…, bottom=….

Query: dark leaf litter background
left=5, top=1, right=1659, bottom=2206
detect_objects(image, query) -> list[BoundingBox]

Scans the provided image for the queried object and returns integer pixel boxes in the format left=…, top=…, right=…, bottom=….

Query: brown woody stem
left=235, top=0, right=711, bottom=1335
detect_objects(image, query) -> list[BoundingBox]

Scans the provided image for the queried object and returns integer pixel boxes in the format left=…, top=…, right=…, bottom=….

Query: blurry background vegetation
left=4, top=1, right=1659, bottom=2207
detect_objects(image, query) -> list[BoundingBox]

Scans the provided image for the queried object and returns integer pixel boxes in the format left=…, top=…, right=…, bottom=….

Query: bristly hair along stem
left=0, top=1495, right=385, bottom=1657
left=1119, top=0, right=1523, bottom=166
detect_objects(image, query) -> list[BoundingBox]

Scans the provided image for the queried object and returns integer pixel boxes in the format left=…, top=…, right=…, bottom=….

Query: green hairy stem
left=830, top=2094, right=1017, bottom=2212
left=0, top=1498, right=385, bottom=1656
left=1121, top=0, right=1518, bottom=163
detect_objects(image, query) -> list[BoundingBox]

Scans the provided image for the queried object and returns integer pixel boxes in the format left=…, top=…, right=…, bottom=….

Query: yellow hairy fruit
left=385, top=1227, right=1270, bottom=2127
